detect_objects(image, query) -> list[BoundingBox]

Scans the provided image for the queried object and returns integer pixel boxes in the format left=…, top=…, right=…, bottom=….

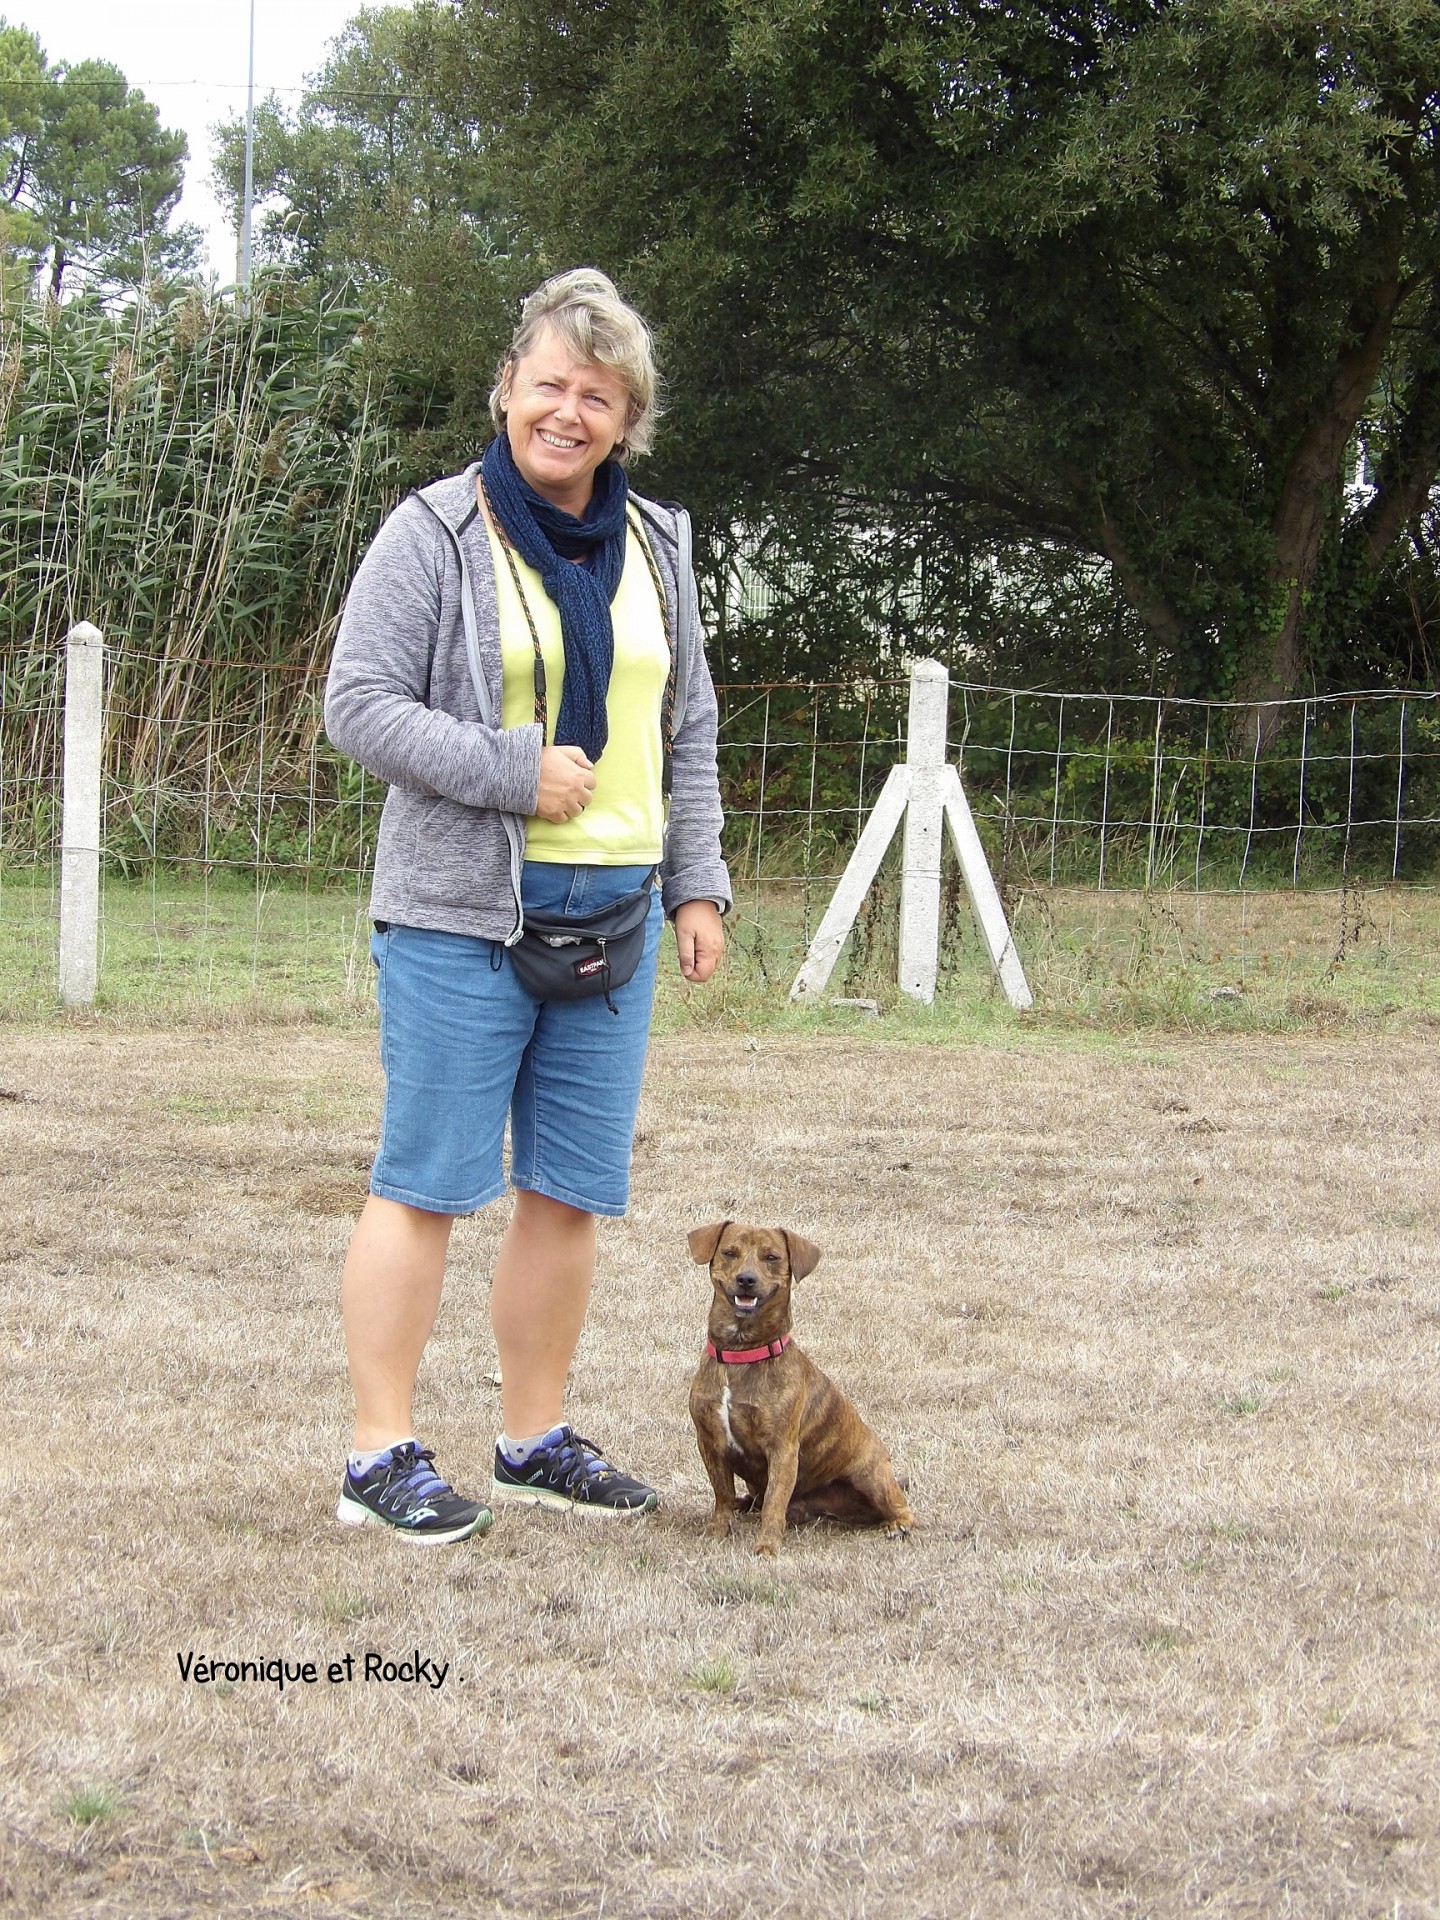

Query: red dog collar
left=706, top=1333, right=791, bottom=1365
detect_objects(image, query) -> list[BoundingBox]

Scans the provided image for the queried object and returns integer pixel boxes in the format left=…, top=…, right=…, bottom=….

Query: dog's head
left=688, top=1222, right=821, bottom=1332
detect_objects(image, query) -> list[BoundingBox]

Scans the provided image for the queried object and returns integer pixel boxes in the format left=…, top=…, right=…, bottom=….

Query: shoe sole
left=336, top=1492, right=494, bottom=1545
left=490, top=1480, right=657, bottom=1517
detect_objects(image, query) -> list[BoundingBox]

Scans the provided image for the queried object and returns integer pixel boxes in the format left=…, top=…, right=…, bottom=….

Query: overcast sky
left=6, top=0, right=393, bottom=278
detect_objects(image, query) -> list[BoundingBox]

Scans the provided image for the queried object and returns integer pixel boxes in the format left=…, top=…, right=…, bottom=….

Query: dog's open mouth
left=729, top=1279, right=762, bottom=1315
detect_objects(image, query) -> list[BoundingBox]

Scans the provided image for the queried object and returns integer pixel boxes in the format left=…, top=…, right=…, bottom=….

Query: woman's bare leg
left=342, top=1195, right=454, bottom=1449
left=490, top=1189, right=597, bottom=1438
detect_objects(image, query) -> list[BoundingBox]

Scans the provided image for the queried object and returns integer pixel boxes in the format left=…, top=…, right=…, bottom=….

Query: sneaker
left=491, top=1425, right=658, bottom=1516
left=336, top=1441, right=493, bottom=1545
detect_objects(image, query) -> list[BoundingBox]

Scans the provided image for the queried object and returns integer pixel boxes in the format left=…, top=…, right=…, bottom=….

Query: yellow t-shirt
left=489, top=511, right=669, bottom=864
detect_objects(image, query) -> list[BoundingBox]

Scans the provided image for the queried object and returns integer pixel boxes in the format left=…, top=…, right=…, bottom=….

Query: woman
left=324, top=269, right=730, bottom=1543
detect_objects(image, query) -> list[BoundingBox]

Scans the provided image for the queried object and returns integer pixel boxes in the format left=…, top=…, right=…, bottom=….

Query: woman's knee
left=510, top=1188, right=596, bottom=1241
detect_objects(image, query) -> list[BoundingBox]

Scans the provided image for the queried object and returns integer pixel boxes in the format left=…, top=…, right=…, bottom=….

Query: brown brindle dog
left=687, top=1222, right=914, bottom=1557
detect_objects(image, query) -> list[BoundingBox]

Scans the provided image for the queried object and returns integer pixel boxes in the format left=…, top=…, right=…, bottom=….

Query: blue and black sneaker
left=337, top=1441, right=492, bottom=1545
left=491, top=1425, right=658, bottom=1516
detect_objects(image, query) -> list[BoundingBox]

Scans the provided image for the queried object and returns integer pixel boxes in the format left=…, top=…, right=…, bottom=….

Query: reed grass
left=0, top=276, right=399, bottom=858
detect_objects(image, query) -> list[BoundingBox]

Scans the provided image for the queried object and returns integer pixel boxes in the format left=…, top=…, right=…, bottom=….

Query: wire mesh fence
left=2, top=637, right=1438, bottom=1006
left=712, top=678, right=1440, bottom=892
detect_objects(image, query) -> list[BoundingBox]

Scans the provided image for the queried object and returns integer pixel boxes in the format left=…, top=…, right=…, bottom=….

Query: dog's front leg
left=755, top=1428, right=801, bottom=1557
left=696, top=1430, right=740, bottom=1540
left=701, top=1462, right=739, bottom=1540
left=691, top=1370, right=741, bottom=1539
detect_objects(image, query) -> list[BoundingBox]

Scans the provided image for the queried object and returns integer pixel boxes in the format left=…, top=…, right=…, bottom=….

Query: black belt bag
left=507, top=874, right=655, bottom=1014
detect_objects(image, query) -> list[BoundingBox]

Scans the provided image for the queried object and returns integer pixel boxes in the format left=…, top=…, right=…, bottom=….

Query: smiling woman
left=323, top=266, right=731, bottom=1544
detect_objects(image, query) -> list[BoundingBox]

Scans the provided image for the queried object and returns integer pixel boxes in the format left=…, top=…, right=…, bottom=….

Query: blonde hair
left=488, top=268, right=662, bottom=461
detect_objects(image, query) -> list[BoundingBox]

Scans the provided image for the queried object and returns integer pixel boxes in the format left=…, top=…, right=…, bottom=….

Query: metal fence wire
left=2, top=645, right=1438, bottom=900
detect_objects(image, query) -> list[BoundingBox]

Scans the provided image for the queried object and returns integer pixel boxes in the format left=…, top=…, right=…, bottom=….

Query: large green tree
left=0, top=19, right=197, bottom=298
left=457, top=0, right=1440, bottom=716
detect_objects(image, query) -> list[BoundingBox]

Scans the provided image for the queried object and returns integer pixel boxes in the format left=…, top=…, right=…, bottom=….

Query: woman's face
left=500, top=324, right=633, bottom=514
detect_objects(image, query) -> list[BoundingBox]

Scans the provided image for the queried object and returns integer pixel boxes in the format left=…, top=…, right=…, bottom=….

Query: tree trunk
left=1235, top=273, right=1404, bottom=750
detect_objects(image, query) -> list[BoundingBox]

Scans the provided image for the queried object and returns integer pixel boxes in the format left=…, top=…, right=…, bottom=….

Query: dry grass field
left=1, top=1017, right=1438, bottom=1919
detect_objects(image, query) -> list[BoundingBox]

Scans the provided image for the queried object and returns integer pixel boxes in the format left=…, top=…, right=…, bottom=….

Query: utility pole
left=240, top=0, right=256, bottom=293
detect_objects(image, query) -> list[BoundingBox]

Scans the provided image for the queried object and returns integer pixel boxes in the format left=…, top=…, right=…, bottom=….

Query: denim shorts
left=369, top=863, right=664, bottom=1218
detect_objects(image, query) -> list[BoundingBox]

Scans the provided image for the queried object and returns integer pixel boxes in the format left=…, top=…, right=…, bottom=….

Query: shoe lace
left=553, top=1433, right=617, bottom=1492
left=381, top=1444, right=448, bottom=1511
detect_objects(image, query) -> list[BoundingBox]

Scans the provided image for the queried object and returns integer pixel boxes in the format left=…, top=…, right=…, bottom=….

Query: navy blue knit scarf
left=480, top=434, right=630, bottom=763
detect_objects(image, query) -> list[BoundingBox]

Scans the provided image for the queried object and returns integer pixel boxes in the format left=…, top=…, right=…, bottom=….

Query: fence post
left=898, top=659, right=948, bottom=1001
left=59, top=622, right=104, bottom=1007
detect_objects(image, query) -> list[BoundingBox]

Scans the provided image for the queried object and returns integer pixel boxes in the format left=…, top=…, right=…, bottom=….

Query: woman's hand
left=674, top=900, right=725, bottom=984
left=535, top=744, right=596, bottom=823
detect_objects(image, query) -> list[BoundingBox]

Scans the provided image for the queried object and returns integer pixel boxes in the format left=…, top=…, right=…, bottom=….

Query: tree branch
left=1094, top=498, right=1186, bottom=648
left=1356, top=306, right=1440, bottom=562
left=1269, top=258, right=1406, bottom=579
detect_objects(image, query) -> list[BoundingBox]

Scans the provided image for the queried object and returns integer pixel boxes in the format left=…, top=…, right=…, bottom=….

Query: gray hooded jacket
left=324, top=464, right=732, bottom=943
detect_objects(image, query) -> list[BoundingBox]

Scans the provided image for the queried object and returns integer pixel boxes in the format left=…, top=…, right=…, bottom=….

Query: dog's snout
left=734, top=1266, right=760, bottom=1291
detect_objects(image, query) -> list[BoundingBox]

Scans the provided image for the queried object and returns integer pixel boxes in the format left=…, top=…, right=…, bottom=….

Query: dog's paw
left=884, top=1520, right=913, bottom=1541
left=753, top=1538, right=781, bottom=1558
left=703, top=1513, right=736, bottom=1541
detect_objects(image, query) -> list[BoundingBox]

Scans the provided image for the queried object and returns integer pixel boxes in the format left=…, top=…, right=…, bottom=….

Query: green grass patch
left=59, top=1783, right=125, bottom=1827
left=1218, top=1391, right=1266, bottom=1418
left=687, top=1655, right=740, bottom=1695
left=698, top=1571, right=797, bottom=1609
left=318, top=1588, right=375, bottom=1625
left=2, top=864, right=1437, bottom=1039
left=1141, top=1630, right=1187, bottom=1655
left=851, top=1690, right=891, bottom=1714
left=0, top=867, right=376, bottom=1025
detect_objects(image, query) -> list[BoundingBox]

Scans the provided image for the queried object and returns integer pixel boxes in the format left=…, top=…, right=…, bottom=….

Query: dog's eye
left=721, top=1246, right=740, bottom=1259
left=763, top=1252, right=781, bottom=1265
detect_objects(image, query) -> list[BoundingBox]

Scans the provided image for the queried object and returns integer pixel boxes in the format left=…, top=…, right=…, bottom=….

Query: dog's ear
left=688, top=1222, right=730, bottom=1266
left=783, top=1231, right=821, bottom=1281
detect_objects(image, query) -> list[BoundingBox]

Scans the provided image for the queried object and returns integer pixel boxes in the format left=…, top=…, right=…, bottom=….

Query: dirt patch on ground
left=1, top=1024, right=1437, bottom=1917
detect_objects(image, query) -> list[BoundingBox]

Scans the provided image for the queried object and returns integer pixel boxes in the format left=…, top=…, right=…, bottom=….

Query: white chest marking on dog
left=720, top=1383, right=737, bottom=1453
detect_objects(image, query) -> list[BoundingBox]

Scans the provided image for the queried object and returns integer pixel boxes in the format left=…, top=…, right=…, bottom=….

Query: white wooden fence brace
left=789, top=658, right=1033, bottom=1009
left=59, top=622, right=104, bottom=1007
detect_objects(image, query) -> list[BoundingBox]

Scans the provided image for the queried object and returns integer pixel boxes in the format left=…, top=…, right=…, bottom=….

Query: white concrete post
left=59, top=622, right=104, bottom=1007
left=898, top=659, right=948, bottom=1002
